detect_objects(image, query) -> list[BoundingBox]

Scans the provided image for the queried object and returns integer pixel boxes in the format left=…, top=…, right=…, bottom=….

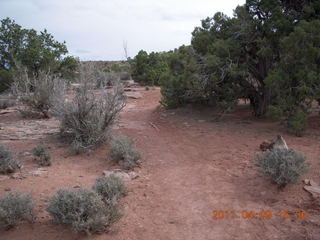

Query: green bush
left=93, top=175, right=127, bottom=203
left=258, top=148, right=308, bottom=187
left=267, top=105, right=284, bottom=122
left=0, top=144, right=21, bottom=174
left=32, top=145, right=51, bottom=166
left=287, top=110, right=307, bottom=137
left=0, top=191, right=35, bottom=229
left=46, top=188, right=122, bottom=235
left=110, top=135, right=141, bottom=170
left=130, top=50, right=168, bottom=86
left=0, top=69, right=13, bottom=93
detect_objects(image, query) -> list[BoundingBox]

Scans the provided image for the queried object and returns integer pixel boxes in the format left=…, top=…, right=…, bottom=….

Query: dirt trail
left=1, top=88, right=320, bottom=240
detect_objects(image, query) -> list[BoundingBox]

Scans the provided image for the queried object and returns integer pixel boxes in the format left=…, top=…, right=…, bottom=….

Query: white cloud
left=0, top=0, right=245, bottom=60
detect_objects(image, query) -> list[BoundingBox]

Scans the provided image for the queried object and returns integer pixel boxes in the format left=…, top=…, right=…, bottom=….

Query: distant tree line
left=0, top=17, right=79, bottom=92
left=130, top=0, right=320, bottom=136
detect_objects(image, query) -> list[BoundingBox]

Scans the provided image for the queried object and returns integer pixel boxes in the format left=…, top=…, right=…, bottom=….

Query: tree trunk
left=249, top=88, right=272, bottom=117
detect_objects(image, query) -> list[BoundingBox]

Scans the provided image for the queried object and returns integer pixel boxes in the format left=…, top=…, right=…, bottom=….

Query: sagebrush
left=0, top=191, right=35, bottom=229
left=32, top=145, right=51, bottom=166
left=110, top=135, right=141, bottom=169
left=258, top=148, right=308, bottom=187
left=46, top=188, right=122, bottom=235
left=0, top=144, right=21, bottom=174
left=93, top=175, right=127, bottom=203
left=53, top=66, right=125, bottom=153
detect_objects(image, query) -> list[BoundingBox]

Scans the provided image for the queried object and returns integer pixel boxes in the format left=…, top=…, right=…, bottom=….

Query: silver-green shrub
left=110, top=135, right=141, bottom=170
left=32, top=145, right=51, bottom=166
left=0, top=144, right=21, bottom=174
left=53, top=67, right=125, bottom=153
left=258, top=148, right=308, bottom=187
left=46, top=188, right=122, bottom=235
left=0, top=191, right=35, bottom=229
left=93, top=175, right=127, bottom=203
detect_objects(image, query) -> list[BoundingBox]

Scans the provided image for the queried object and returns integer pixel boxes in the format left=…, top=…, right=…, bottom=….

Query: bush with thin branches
left=12, top=65, right=66, bottom=118
left=110, top=135, right=141, bottom=169
left=0, top=144, right=21, bottom=174
left=258, top=148, right=308, bottom=187
left=53, top=66, right=126, bottom=152
left=0, top=191, right=35, bottom=229
left=93, top=175, right=127, bottom=203
left=46, top=188, right=122, bottom=235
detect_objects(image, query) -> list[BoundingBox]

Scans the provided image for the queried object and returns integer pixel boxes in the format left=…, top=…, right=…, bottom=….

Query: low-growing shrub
left=258, top=148, right=308, bottom=187
left=0, top=191, right=35, bottom=229
left=0, top=144, right=21, bottom=174
left=46, top=188, right=122, bottom=235
left=32, top=145, right=51, bottom=166
left=53, top=66, right=125, bottom=153
left=93, top=175, right=127, bottom=203
left=0, top=99, right=16, bottom=109
left=110, top=135, right=141, bottom=170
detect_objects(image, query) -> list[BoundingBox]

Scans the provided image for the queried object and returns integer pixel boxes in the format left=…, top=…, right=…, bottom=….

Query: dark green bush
left=0, top=144, right=21, bottom=174
left=0, top=69, right=13, bottom=93
left=287, top=110, right=307, bottom=137
left=110, top=135, right=141, bottom=170
left=32, top=145, right=51, bottom=166
left=130, top=50, right=168, bottom=86
left=258, top=148, right=308, bottom=187
left=93, top=175, right=127, bottom=203
left=0, top=191, right=35, bottom=229
left=46, top=188, right=122, bottom=235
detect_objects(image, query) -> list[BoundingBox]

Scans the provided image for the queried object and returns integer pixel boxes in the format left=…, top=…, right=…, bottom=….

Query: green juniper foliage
left=131, top=0, right=320, bottom=135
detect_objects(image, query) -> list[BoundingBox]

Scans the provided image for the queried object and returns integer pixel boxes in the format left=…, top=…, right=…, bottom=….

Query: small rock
left=11, top=173, right=27, bottom=179
left=4, top=188, right=11, bottom=191
left=29, top=168, right=47, bottom=176
left=103, top=169, right=139, bottom=181
left=125, top=92, right=143, bottom=99
left=21, top=151, right=32, bottom=157
left=260, top=140, right=274, bottom=151
left=73, top=185, right=81, bottom=188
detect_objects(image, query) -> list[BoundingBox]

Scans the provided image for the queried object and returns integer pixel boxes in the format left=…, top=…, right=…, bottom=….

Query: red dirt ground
left=1, top=88, right=320, bottom=240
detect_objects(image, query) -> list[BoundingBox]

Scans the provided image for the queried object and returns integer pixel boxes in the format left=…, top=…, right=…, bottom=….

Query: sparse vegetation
left=32, top=145, right=51, bottom=166
left=0, top=144, right=21, bottom=174
left=15, top=70, right=66, bottom=118
left=46, top=188, right=122, bottom=235
left=93, top=175, right=127, bottom=203
left=0, top=99, right=16, bottom=109
left=0, top=191, right=35, bottom=229
left=258, top=148, right=308, bottom=187
left=110, top=135, right=141, bottom=169
left=53, top=66, right=126, bottom=153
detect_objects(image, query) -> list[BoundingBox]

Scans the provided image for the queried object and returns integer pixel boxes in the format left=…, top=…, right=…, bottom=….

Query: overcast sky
left=1, top=0, right=245, bottom=60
